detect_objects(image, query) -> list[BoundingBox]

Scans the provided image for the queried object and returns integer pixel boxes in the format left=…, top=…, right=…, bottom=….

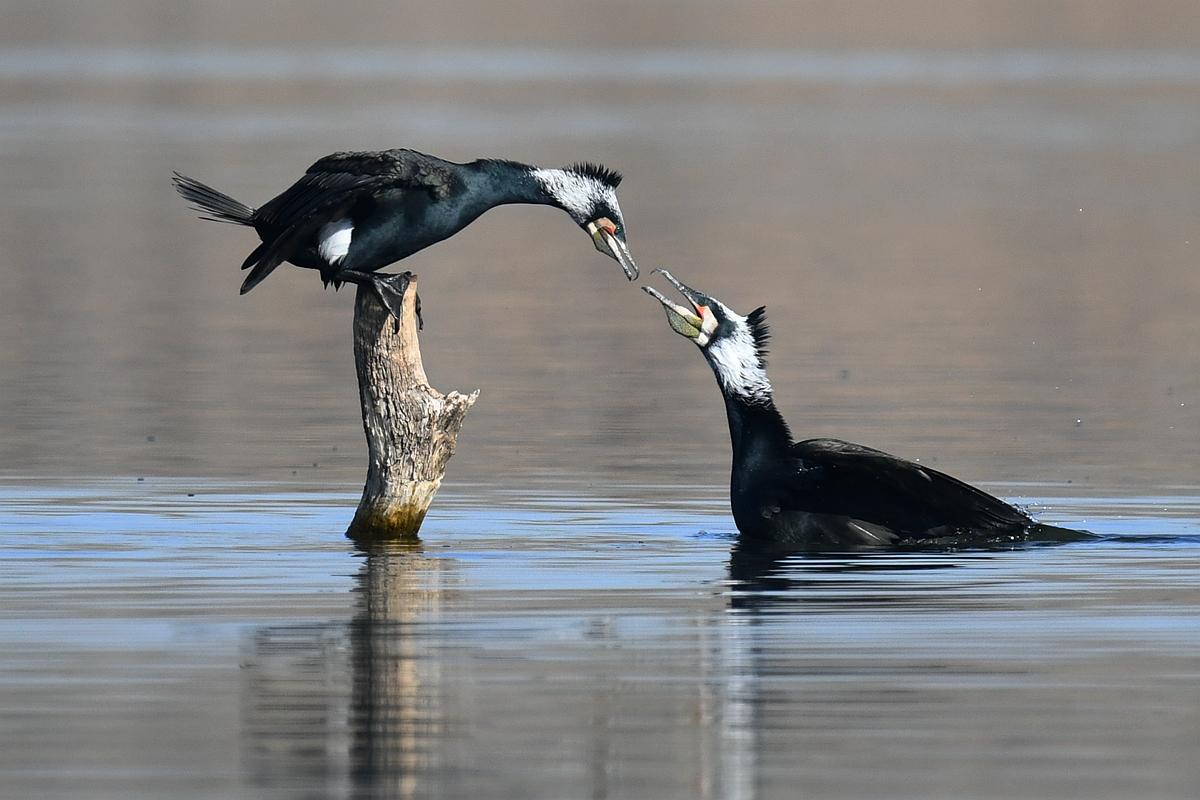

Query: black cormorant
left=173, top=149, right=637, bottom=322
left=644, top=269, right=1088, bottom=548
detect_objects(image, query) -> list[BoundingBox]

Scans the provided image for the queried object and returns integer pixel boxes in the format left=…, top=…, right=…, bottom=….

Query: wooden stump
left=346, top=275, right=478, bottom=541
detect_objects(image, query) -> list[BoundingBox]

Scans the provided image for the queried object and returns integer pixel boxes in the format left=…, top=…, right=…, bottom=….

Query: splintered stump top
left=346, top=276, right=478, bottom=541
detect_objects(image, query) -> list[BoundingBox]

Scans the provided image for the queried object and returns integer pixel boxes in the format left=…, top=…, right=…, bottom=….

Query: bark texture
left=346, top=276, right=478, bottom=540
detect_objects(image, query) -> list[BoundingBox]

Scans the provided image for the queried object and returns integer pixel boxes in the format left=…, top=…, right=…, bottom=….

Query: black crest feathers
left=567, top=162, right=623, bottom=188
left=746, top=306, right=770, bottom=365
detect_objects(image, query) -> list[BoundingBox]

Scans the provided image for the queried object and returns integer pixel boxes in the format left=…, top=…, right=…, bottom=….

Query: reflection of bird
left=174, top=149, right=637, bottom=324
left=726, top=541, right=977, bottom=610
left=645, top=270, right=1090, bottom=548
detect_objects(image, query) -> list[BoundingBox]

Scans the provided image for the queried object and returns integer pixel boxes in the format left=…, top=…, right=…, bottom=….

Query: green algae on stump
left=347, top=275, right=478, bottom=541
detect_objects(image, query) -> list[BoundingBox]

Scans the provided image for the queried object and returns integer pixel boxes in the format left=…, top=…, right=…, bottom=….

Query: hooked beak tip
left=604, top=232, right=638, bottom=281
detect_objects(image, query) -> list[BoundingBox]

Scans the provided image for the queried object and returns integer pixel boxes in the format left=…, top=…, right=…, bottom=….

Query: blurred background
left=1, top=0, right=1197, bottom=493
left=2, top=7, right=1200, bottom=800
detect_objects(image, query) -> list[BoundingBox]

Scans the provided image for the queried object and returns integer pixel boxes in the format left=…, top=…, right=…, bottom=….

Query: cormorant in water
left=173, top=149, right=637, bottom=324
left=644, top=270, right=1088, bottom=548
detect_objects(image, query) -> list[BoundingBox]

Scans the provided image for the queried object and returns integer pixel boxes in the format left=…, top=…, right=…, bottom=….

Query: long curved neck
left=705, top=341, right=793, bottom=476
left=465, top=159, right=553, bottom=208
left=722, top=391, right=793, bottom=468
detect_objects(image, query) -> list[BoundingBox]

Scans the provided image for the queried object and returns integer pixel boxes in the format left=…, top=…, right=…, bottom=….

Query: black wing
left=301, top=149, right=459, bottom=199
left=241, top=149, right=461, bottom=293
left=763, top=438, right=1031, bottom=539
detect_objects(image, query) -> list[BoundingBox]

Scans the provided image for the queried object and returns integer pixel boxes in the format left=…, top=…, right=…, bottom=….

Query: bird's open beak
left=588, top=220, right=638, bottom=280
left=642, top=268, right=705, bottom=341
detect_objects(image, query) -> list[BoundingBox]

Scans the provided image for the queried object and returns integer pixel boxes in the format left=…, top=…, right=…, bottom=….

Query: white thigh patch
left=318, top=218, right=354, bottom=265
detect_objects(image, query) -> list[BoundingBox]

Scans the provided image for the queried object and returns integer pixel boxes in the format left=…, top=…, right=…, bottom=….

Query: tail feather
left=240, top=242, right=267, bottom=272
left=240, top=253, right=283, bottom=294
left=172, top=172, right=255, bottom=225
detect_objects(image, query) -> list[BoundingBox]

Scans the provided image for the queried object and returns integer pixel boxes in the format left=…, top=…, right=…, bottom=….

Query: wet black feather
left=567, top=162, right=623, bottom=188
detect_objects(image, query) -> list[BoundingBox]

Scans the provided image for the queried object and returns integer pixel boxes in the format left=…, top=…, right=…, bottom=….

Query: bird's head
left=533, top=162, right=637, bottom=280
left=643, top=269, right=773, bottom=402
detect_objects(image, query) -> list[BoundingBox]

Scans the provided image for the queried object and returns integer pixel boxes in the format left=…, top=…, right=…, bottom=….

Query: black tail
left=172, top=172, right=255, bottom=225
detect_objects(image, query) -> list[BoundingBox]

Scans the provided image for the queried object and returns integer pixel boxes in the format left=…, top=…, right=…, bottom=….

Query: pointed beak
left=588, top=222, right=638, bottom=280
left=642, top=268, right=705, bottom=341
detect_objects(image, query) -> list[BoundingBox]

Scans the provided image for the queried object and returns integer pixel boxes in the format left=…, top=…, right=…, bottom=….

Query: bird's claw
left=331, top=269, right=420, bottom=332
left=372, top=271, right=413, bottom=333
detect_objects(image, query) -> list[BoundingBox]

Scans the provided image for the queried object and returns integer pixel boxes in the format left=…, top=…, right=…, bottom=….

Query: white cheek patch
left=607, top=192, right=624, bottom=227
left=318, top=218, right=354, bottom=265
left=695, top=310, right=719, bottom=346
left=532, top=168, right=611, bottom=220
left=705, top=321, right=773, bottom=402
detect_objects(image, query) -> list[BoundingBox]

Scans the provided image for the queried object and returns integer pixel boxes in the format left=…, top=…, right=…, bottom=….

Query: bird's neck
left=723, top=391, right=793, bottom=469
left=466, top=159, right=556, bottom=208
left=703, top=336, right=784, bottom=461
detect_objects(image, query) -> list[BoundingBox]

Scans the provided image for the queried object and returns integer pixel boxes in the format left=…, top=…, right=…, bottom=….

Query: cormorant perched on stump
left=174, top=149, right=637, bottom=324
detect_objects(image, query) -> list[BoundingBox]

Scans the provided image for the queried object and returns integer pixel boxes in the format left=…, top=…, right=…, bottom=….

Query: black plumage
left=644, top=270, right=1090, bottom=548
left=174, top=148, right=637, bottom=319
left=567, top=162, right=623, bottom=188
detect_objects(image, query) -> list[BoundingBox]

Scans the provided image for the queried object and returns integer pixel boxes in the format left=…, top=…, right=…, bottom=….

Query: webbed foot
left=338, top=269, right=412, bottom=333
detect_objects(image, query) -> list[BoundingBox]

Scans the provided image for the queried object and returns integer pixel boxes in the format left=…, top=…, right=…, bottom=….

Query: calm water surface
left=2, top=3, right=1199, bottom=797
left=1, top=481, right=1198, bottom=799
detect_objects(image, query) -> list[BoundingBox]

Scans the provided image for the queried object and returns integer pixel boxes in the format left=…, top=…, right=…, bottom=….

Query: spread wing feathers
left=767, top=438, right=1031, bottom=537
left=239, top=150, right=462, bottom=294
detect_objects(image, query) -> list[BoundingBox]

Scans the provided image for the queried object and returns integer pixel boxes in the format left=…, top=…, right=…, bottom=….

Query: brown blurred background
left=0, top=0, right=1197, bottom=492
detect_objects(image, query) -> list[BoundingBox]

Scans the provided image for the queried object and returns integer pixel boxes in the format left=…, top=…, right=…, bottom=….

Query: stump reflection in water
left=242, top=541, right=458, bottom=799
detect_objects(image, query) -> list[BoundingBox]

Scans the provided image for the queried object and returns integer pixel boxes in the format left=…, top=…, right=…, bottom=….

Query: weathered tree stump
left=346, top=275, right=478, bottom=541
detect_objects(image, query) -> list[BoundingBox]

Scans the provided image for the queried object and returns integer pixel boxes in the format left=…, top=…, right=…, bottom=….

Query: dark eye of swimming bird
left=643, top=270, right=1093, bottom=548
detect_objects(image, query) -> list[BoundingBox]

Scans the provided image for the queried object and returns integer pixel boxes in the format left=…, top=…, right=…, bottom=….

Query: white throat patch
left=705, top=318, right=772, bottom=402
left=531, top=168, right=618, bottom=221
